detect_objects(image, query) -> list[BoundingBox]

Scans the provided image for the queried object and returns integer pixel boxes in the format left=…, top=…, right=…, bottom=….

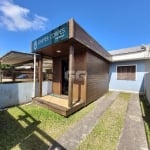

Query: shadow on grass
left=139, top=95, right=150, bottom=148
left=0, top=106, right=66, bottom=150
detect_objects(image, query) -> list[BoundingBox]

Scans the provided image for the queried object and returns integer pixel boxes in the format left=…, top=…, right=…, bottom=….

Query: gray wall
left=144, top=60, right=150, bottom=103
left=0, top=81, right=52, bottom=109
left=144, top=73, right=150, bottom=103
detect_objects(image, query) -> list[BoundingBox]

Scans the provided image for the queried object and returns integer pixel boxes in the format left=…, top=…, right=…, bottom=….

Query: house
left=1, top=19, right=150, bottom=116
left=109, top=45, right=150, bottom=94
left=31, top=19, right=111, bottom=116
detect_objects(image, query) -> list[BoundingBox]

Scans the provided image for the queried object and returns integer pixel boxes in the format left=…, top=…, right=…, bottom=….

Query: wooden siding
left=70, top=19, right=111, bottom=62
left=52, top=52, right=87, bottom=103
left=72, top=52, right=87, bottom=102
left=86, top=52, right=109, bottom=105
left=52, top=58, right=62, bottom=95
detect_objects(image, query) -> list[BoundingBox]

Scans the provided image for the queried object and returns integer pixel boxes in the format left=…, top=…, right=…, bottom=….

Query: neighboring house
left=109, top=45, right=150, bottom=94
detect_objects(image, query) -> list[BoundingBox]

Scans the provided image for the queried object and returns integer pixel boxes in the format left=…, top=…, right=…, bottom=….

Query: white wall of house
left=0, top=81, right=52, bottom=109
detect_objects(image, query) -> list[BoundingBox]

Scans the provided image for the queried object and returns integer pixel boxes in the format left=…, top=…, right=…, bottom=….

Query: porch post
left=68, top=45, right=74, bottom=108
left=32, top=53, right=36, bottom=97
left=38, top=55, right=43, bottom=97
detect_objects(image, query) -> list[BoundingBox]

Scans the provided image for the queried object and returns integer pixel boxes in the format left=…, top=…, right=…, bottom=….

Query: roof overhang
left=0, top=51, right=34, bottom=65
left=31, top=19, right=112, bottom=62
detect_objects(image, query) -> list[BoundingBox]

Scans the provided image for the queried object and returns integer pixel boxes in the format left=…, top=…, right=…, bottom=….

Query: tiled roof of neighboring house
left=109, top=44, right=150, bottom=56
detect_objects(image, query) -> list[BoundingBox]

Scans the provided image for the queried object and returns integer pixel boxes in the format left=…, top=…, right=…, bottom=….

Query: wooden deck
left=33, top=95, right=85, bottom=117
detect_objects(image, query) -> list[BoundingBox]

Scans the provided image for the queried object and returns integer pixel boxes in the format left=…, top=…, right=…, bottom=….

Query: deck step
left=33, top=98, right=68, bottom=116
left=66, top=103, right=85, bottom=116
left=33, top=98, right=85, bottom=117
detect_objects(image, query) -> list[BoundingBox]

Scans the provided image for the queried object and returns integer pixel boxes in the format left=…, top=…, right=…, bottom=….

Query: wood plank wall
left=52, top=58, right=62, bottom=95
left=86, top=52, right=109, bottom=105
left=72, top=52, right=86, bottom=103
left=52, top=52, right=87, bottom=104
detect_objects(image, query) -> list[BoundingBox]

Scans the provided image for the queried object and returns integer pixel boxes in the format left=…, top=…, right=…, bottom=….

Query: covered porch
left=32, top=39, right=87, bottom=116
left=32, top=19, right=111, bottom=116
left=32, top=19, right=88, bottom=116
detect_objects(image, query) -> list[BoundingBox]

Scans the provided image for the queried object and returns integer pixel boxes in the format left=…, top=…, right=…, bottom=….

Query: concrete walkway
left=117, top=94, right=149, bottom=150
left=49, top=92, right=119, bottom=150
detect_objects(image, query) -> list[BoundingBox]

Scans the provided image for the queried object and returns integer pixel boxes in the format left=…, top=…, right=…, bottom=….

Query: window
left=117, top=65, right=136, bottom=80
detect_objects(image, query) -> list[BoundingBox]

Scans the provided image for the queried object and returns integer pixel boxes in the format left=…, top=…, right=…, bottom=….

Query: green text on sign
left=32, top=22, right=69, bottom=52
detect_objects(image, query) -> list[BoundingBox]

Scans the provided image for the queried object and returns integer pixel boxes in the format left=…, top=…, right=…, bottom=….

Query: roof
left=72, top=19, right=111, bottom=61
left=109, top=44, right=150, bottom=56
left=0, top=51, right=34, bottom=65
left=31, top=19, right=112, bottom=62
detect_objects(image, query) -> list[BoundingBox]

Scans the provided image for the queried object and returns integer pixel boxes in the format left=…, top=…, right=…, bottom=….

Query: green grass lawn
left=0, top=102, right=95, bottom=150
left=140, top=95, right=150, bottom=148
left=77, top=93, right=131, bottom=150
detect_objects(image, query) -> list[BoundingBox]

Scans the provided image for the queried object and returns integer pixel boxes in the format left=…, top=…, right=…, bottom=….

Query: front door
left=62, top=60, right=68, bottom=95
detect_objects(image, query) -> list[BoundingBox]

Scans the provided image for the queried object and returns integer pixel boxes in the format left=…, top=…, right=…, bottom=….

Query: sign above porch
left=31, top=22, right=69, bottom=52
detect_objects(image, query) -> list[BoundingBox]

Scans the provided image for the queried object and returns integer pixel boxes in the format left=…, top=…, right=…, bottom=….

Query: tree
left=0, top=64, right=13, bottom=82
left=0, top=64, right=12, bottom=70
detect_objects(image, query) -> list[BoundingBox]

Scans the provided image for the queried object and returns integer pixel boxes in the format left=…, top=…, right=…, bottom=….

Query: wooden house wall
left=52, top=52, right=87, bottom=103
left=86, top=52, right=109, bottom=105
left=52, top=58, right=62, bottom=95
left=51, top=19, right=111, bottom=104
left=72, top=52, right=87, bottom=103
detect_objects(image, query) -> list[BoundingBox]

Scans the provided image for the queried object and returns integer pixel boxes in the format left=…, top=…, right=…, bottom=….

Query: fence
left=0, top=81, right=52, bottom=109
